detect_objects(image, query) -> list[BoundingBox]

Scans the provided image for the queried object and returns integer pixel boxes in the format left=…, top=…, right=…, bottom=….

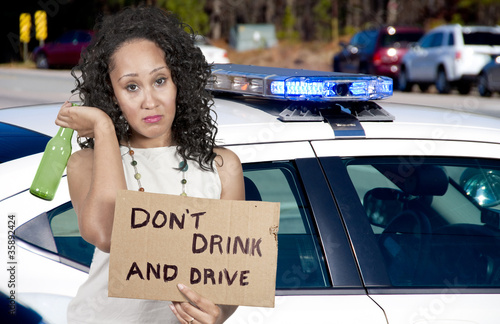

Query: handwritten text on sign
left=108, top=190, right=280, bottom=307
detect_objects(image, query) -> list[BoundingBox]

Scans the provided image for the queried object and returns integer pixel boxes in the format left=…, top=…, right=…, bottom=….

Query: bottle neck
left=55, top=127, right=74, bottom=141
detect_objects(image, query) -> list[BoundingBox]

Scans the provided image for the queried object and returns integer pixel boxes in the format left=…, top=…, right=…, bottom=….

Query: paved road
left=1, top=68, right=499, bottom=118
left=0, top=68, right=76, bottom=108
left=386, top=90, right=500, bottom=118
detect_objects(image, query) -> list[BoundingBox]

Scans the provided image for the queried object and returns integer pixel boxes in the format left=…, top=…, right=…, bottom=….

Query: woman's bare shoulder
left=213, top=147, right=244, bottom=200
left=213, top=147, right=241, bottom=170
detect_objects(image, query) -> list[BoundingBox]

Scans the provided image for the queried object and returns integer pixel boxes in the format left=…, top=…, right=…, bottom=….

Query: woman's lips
left=143, top=115, right=162, bottom=123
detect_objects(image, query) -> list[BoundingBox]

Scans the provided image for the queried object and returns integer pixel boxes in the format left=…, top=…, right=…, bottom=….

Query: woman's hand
left=55, top=101, right=112, bottom=138
left=170, top=284, right=236, bottom=324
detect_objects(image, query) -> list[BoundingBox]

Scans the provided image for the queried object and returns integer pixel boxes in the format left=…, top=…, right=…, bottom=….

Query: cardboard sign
left=108, top=190, right=280, bottom=307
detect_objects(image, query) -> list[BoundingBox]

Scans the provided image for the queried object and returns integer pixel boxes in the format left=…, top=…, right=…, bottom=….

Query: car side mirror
left=460, top=168, right=500, bottom=207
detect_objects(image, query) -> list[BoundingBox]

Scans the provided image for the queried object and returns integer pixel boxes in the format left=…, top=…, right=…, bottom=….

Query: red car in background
left=32, top=31, right=230, bottom=69
left=33, top=30, right=93, bottom=69
left=333, top=26, right=424, bottom=83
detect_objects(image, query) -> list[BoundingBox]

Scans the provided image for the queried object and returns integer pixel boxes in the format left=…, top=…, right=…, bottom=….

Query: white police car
left=2, top=64, right=500, bottom=323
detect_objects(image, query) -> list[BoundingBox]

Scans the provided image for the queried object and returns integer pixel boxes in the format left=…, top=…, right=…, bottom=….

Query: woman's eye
left=155, top=78, right=166, bottom=86
left=126, top=84, right=138, bottom=92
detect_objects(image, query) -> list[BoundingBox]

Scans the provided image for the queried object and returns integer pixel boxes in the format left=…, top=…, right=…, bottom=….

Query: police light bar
left=207, top=64, right=393, bottom=101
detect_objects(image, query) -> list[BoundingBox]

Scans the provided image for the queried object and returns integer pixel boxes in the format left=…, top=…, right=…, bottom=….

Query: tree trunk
left=210, top=0, right=222, bottom=39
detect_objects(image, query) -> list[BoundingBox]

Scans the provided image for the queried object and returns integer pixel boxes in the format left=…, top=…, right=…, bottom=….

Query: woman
left=56, top=6, right=244, bottom=324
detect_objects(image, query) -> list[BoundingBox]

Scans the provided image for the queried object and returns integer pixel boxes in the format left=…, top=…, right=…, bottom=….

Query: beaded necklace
left=125, top=142, right=188, bottom=196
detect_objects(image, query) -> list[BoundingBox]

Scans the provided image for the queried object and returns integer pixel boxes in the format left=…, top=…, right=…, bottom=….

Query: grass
left=0, top=60, right=36, bottom=69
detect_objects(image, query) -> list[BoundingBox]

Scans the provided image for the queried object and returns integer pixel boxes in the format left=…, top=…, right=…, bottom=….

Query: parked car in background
left=33, top=32, right=229, bottom=69
left=32, top=30, right=93, bottom=69
left=399, top=24, right=500, bottom=94
left=332, top=26, right=424, bottom=83
left=3, top=64, right=500, bottom=323
left=195, top=35, right=230, bottom=64
left=478, top=55, right=500, bottom=97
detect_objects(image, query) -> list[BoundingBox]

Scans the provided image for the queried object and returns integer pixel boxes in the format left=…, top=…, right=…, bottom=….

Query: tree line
left=3, top=0, right=500, bottom=63
left=108, top=0, right=500, bottom=42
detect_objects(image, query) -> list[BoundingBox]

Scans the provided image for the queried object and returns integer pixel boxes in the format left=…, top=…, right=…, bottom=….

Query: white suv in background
left=399, top=24, right=500, bottom=94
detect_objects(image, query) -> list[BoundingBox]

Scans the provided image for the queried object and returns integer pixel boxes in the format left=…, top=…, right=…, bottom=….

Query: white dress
left=67, top=146, right=221, bottom=323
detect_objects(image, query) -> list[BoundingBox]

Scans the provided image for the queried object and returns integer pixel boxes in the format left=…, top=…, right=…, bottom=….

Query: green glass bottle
left=30, top=106, right=76, bottom=200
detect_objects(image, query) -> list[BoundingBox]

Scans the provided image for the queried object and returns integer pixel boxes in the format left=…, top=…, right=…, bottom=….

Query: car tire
left=398, top=68, right=412, bottom=92
left=478, top=72, right=492, bottom=97
left=418, top=84, right=430, bottom=92
left=457, top=82, right=471, bottom=95
left=436, top=68, right=451, bottom=94
left=35, top=53, right=49, bottom=69
left=333, top=58, right=340, bottom=72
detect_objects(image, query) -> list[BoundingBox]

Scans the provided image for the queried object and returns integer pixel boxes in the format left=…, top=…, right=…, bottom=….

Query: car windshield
left=0, top=122, right=50, bottom=163
left=463, top=31, right=500, bottom=46
left=350, top=30, right=378, bottom=50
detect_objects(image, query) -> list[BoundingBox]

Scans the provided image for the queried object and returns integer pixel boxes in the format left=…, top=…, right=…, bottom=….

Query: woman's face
left=109, top=38, right=177, bottom=148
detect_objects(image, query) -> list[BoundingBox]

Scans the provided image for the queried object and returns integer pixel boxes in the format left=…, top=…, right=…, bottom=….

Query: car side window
left=49, top=203, right=94, bottom=268
left=346, top=158, right=500, bottom=288
left=17, top=161, right=331, bottom=290
left=463, top=31, right=500, bottom=46
left=430, top=32, right=444, bottom=47
left=14, top=201, right=94, bottom=272
left=57, top=32, right=75, bottom=44
left=448, top=32, right=455, bottom=46
left=350, top=30, right=377, bottom=51
left=244, top=161, right=330, bottom=289
left=76, top=31, right=92, bottom=43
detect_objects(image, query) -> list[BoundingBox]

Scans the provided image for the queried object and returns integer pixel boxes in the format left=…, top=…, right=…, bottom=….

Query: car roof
left=0, top=105, right=63, bottom=137
left=360, top=26, right=423, bottom=33
left=431, top=24, right=500, bottom=32
left=2, top=98, right=500, bottom=146
left=2, top=97, right=500, bottom=201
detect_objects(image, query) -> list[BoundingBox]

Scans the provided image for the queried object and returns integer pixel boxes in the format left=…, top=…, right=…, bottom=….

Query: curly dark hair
left=71, top=6, right=217, bottom=170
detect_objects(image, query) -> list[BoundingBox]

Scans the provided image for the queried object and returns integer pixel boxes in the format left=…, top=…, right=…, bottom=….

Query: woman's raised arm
left=57, top=101, right=127, bottom=252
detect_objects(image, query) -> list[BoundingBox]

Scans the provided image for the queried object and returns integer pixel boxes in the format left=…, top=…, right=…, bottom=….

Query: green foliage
left=450, top=13, right=464, bottom=25
left=342, top=25, right=358, bottom=37
left=278, top=5, right=300, bottom=41
left=459, top=0, right=500, bottom=7
left=157, top=0, right=209, bottom=35
left=313, top=0, right=332, bottom=41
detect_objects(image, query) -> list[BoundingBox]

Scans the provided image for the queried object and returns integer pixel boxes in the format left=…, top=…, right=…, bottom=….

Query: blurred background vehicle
left=32, top=32, right=229, bottom=69
left=399, top=24, right=500, bottom=94
left=478, top=55, right=500, bottom=97
left=32, top=30, right=93, bottom=69
left=332, top=26, right=424, bottom=84
left=195, top=35, right=230, bottom=64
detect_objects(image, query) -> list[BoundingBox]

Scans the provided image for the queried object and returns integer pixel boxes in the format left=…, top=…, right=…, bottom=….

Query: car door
left=409, top=32, right=444, bottom=81
left=47, top=31, right=89, bottom=66
left=46, top=31, right=76, bottom=65
left=9, top=141, right=388, bottom=323
left=67, top=31, right=91, bottom=65
left=313, top=139, right=500, bottom=323
left=225, top=142, right=388, bottom=323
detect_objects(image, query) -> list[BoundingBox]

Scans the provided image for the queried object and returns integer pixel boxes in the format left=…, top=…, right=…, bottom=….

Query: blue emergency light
left=207, top=64, right=393, bottom=101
